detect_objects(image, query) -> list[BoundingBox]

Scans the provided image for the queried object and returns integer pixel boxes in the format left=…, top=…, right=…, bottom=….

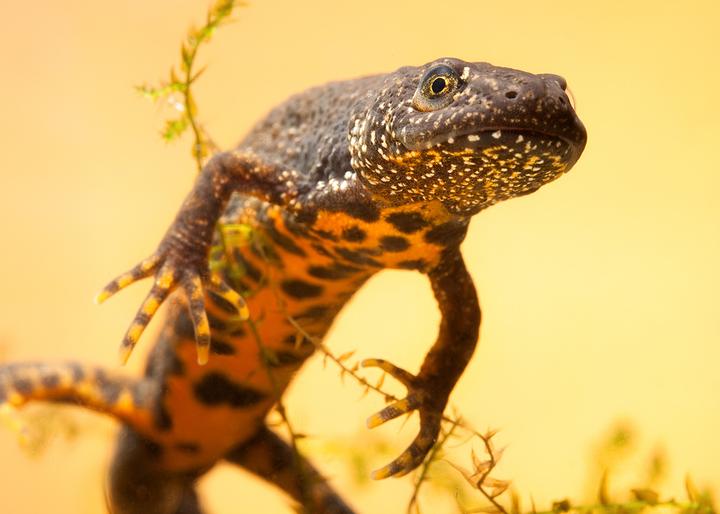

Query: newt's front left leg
left=363, top=248, right=480, bottom=479
left=96, top=151, right=291, bottom=365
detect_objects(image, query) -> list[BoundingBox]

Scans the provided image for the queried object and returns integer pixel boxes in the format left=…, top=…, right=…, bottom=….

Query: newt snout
left=459, top=65, right=587, bottom=159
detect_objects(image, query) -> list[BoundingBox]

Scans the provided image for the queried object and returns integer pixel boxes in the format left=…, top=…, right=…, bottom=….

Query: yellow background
left=0, top=0, right=718, bottom=512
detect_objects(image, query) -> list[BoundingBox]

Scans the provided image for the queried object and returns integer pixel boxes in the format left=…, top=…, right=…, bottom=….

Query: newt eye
left=429, top=76, right=449, bottom=96
left=413, top=64, right=461, bottom=111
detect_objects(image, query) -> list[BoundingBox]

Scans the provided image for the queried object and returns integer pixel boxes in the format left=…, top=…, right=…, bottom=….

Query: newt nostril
left=505, top=90, right=518, bottom=99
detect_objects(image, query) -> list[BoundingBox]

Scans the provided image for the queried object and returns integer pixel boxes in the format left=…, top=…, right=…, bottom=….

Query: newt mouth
left=400, top=127, right=585, bottom=172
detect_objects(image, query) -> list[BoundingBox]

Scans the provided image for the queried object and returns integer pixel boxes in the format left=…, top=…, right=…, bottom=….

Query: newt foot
left=361, top=358, right=443, bottom=480
left=97, top=251, right=249, bottom=365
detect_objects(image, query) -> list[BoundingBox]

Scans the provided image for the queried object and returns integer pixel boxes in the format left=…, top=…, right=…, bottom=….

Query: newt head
left=348, top=57, right=587, bottom=215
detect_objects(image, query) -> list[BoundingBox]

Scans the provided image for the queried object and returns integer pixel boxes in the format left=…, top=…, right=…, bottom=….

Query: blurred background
left=0, top=0, right=718, bottom=512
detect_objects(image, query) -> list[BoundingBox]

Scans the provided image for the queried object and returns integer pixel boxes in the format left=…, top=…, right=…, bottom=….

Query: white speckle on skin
left=467, top=134, right=480, bottom=142
left=492, top=130, right=502, bottom=139
left=461, top=67, right=470, bottom=80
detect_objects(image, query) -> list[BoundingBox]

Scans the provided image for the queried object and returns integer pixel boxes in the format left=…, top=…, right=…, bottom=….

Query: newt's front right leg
left=96, top=151, right=291, bottom=365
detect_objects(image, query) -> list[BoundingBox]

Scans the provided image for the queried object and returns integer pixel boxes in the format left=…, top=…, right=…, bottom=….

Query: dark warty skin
left=0, top=57, right=586, bottom=514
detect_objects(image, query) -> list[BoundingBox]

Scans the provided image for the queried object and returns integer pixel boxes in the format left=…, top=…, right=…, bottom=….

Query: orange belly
left=139, top=199, right=451, bottom=471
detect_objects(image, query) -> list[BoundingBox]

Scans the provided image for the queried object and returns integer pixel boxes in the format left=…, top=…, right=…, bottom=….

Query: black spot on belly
left=308, top=262, right=361, bottom=280
left=228, top=325, right=247, bottom=338
left=344, top=201, right=380, bottom=222
left=206, top=313, right=229, bottom=332
left=295, top=208, right=318, bottom=226
left=342, top=226, right=366, bottom=242
left=314, top=229, right=339, bottom=242
left=334, top=247, right=382, bottom=267
left=311, top=242, right=333, bottom=257
left=264, top=223, right=307, bottom=257
left=424, top=220, right=469, bottom=247
left=380, top=236, right=410, bottom=252
left=210, top=338, right=237, bottom=356
left=282, top=333, right=311, bottom=348
left=266, top=350, right=307, bottom=367
left=175, top=442, right=201, bottom=454
left=193, top=372, right=267, bottom=407
left=386, top=211, right=429, bottom=234
left=280, top=279, right=324, bottom=298
left=294, top=304, right=330, bottom=321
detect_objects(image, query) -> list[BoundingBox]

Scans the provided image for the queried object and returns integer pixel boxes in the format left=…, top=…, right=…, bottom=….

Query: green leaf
left=189, top=66, right=208, bottom=85
left=221, top=223, right=255, bottom=247
left=162, top=116, right=189, bottom=141
left=213, top=0, right=236, bottom=19
left=138, top=0, right=247, bottom=167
